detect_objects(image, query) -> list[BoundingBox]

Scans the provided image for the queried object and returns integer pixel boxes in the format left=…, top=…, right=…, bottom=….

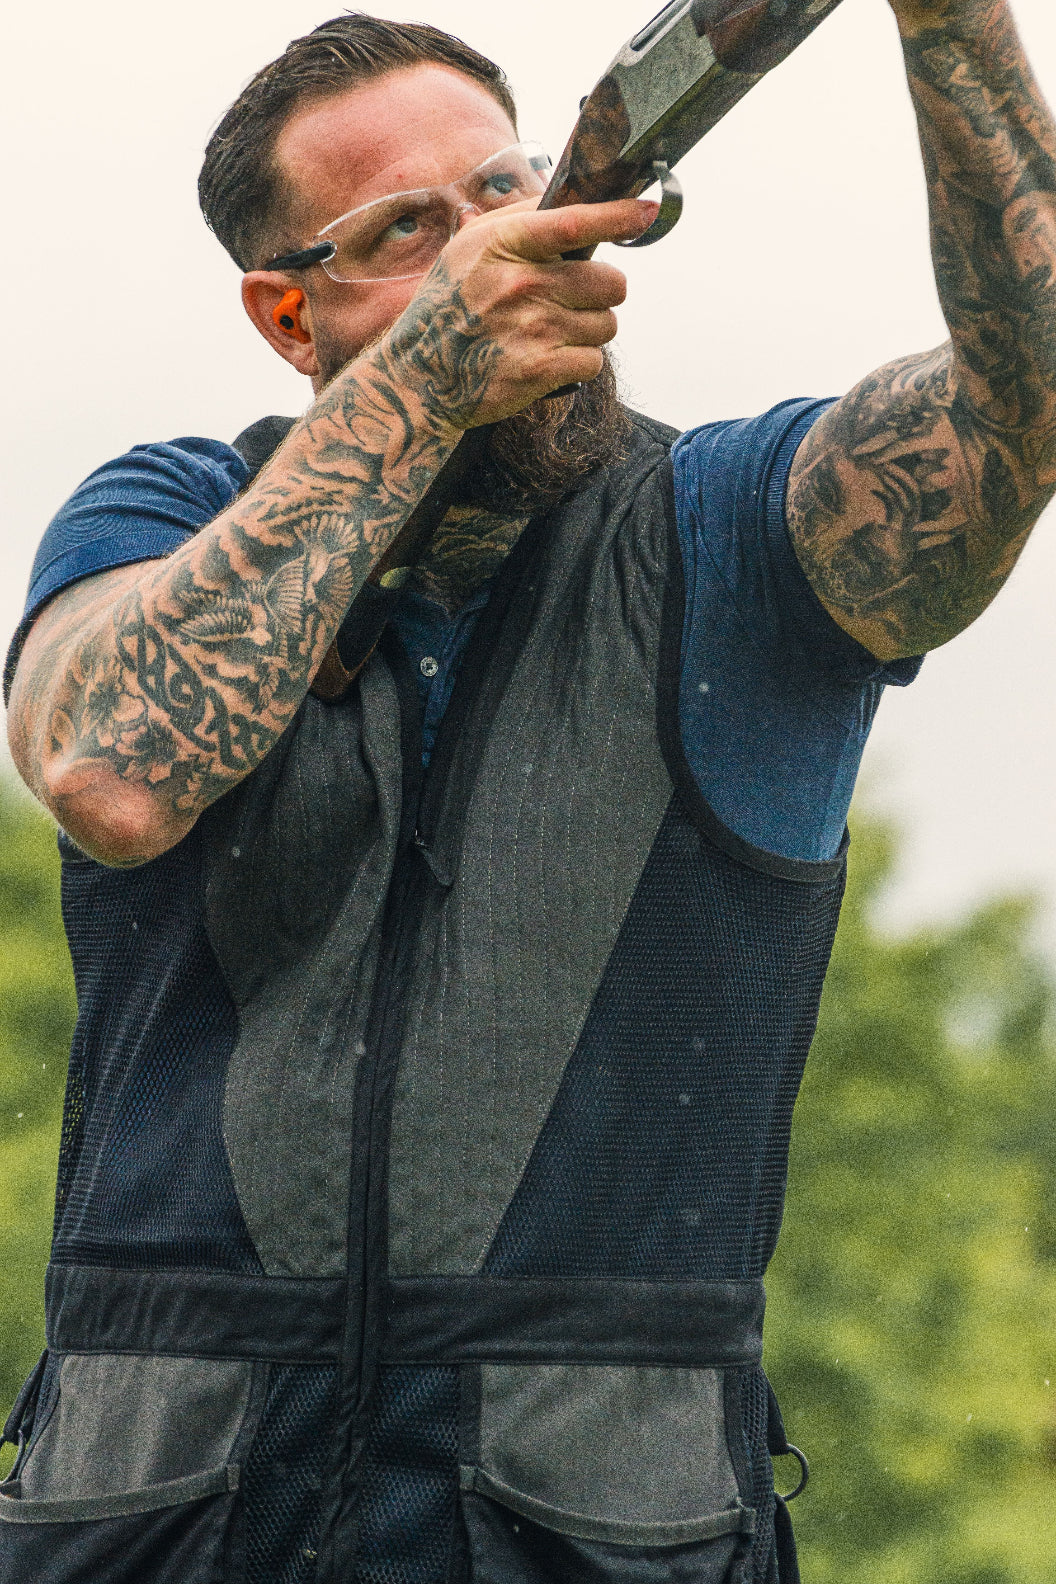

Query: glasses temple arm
left=263, top=241, right=336, bottom=272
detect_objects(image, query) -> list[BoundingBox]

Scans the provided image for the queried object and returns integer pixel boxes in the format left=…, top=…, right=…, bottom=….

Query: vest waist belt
left=46, top=1264, right=765, bottom=1366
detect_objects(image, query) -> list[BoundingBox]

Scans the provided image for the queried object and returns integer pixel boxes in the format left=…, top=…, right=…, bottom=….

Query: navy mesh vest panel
left=53, top=825, right=260, bottom=1272
left=483, top=799, right=842, bottom=1282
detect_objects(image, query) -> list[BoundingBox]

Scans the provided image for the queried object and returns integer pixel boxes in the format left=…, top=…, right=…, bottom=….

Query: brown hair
left=198, top=12, right=518, bottom=272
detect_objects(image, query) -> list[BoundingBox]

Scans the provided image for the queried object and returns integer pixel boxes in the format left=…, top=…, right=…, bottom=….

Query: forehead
left=274, top=64, right=518, bottom=232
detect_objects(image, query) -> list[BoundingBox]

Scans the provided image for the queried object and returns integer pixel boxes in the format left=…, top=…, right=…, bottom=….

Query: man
left=1, top=3, right=1054, bottom=1581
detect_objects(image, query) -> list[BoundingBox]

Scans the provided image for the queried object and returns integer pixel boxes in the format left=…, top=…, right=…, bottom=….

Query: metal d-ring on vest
left=776, top=1441, right=810, bottom=1503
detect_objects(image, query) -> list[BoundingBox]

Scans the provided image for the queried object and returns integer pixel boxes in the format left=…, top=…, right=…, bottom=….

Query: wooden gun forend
left=539, top=0, right=845, bottom=216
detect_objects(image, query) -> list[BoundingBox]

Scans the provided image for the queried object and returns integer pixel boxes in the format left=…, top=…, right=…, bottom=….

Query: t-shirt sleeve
left=4, top=437, right=248, bottom=701
left=672, top=398, right=923, bottom=864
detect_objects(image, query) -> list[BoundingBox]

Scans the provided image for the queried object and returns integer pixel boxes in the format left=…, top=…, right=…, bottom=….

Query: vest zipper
left=320, top=516, right=554, bottom=1580
left=318, top=633, right=429, bottom=1579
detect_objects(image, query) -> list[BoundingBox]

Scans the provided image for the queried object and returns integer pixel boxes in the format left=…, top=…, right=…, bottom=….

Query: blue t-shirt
left=5, top=401, right=919, bottom=863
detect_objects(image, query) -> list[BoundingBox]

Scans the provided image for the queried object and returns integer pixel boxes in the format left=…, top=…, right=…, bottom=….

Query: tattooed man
left=3, top=6, right=1055, bottom=1583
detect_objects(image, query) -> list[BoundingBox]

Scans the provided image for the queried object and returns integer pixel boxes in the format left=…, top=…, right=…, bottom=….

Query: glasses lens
left=321, top=189, right=454, bottom=283
left=460, top=142, right=553, bottom=213
left=317, top=143, right=553, bottom=283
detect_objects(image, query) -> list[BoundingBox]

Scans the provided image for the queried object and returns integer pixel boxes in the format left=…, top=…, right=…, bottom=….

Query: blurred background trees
left=767, top=819, right=1056, bottom=1582
left=0, top=779, right=74, bottom=1451
left=1, top=776, right=1054, bottom=1574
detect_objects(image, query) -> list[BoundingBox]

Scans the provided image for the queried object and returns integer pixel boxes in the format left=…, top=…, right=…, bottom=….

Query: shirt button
left=420, top=656, right=439, bottom=679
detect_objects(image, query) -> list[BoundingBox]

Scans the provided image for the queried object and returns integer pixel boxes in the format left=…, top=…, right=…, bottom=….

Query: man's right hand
left=6, top=192, right=653, bottom=868
left=377, top=197, right=657, bottom=429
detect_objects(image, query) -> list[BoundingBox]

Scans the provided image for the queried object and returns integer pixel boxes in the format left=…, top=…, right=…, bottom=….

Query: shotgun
left=311, top=0, right=847, bottom=699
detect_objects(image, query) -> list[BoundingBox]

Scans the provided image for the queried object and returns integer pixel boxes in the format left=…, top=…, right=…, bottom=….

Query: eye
left=382, top=212, right=421, bottom=241
left=483, top=172, right=519, bottom=198
left=476, top=170, right=531, bottom=211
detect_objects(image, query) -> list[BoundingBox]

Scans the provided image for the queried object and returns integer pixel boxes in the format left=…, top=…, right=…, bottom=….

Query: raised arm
left=6, top=200, right=646, bottom=867
left=787, top=0, right=1056, bottom=660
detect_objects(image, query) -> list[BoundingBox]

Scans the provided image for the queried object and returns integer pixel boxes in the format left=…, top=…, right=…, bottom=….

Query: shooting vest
left=0, top=414, right=845, bottom=1584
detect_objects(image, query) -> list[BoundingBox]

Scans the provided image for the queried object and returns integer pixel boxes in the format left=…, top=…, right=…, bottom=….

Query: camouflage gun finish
left=541, top=0, right=845, bottom=222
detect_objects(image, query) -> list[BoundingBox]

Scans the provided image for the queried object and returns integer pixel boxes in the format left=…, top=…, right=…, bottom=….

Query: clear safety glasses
left=267, top=141, right=553, bottom=285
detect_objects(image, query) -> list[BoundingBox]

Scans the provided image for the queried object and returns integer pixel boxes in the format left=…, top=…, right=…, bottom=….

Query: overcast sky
left=5, top=0, right=1056, bottom=941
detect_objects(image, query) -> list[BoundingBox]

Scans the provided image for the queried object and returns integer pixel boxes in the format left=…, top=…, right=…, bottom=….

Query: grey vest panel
left=15, top=1355, right=253, bottom=1505
left=474, top=1363, right=741, bottom=1535
left=387, top=439, right=676, bottom=1276
left=203, top=665, right=403, bottom=1276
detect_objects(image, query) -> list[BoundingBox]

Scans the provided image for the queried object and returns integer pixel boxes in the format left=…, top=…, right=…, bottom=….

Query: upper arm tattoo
left=788, top=1, right=1056, bottom=659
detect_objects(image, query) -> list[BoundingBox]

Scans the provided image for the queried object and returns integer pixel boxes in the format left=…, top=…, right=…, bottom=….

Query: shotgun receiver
left=540, top=0, right=845, bottom=230
left=311, top=0, right=847, bottom=699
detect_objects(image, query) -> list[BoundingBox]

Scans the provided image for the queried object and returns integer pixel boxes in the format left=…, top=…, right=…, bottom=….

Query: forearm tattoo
left=11, top=265, right=502, bottom=843
left=789, top=0, right=1056, bottom=657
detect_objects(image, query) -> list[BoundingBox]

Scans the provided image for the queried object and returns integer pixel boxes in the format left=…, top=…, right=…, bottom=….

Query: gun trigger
left=616, top=161, right=683, bottom=249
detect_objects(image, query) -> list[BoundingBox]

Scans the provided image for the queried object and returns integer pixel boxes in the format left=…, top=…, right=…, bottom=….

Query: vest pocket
left=457, top=1364, right=756, bottom=1584
left=0, top=1352, right=259, bottom=1583
left=0, top=1469, right=238, bottom=1584
left=460, top=1468, right=752, bottom=1584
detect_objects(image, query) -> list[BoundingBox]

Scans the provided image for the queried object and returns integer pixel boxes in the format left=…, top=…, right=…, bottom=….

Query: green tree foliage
left=0, top=781, right=1054, bottom=1574
left=0, top=779, right=74, bottom=1455
left=767, top=818, right=1056, bottom=1583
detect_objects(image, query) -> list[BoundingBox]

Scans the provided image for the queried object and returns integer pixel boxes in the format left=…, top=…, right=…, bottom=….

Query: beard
left=316, top=327, right=631, bottom=513
left=452, top=353, right=631, bottom=512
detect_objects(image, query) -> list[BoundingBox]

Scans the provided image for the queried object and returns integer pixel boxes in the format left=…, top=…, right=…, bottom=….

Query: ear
left=241, top=272, right=321, bottom=378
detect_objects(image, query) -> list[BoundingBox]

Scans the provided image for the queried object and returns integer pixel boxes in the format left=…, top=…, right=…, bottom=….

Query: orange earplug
left=272, top=288, right=311, bottom=344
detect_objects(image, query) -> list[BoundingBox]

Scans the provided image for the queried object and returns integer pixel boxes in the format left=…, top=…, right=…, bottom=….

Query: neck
left=407, top=503, right=530, bottom=614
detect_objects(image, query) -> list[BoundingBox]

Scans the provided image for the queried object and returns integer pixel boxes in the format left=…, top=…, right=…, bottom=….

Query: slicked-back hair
left=199, top=12, right=518, bottom=273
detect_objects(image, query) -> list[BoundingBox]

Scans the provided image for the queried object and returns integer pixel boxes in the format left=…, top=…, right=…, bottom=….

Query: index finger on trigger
left=500, top=198, right=660, bottom=262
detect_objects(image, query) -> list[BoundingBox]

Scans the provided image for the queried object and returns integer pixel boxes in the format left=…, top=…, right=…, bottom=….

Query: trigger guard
left=616, top=160, right=684, bottom=248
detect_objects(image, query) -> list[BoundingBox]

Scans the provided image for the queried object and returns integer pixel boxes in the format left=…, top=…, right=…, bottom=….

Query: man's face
left=255, top=60, right=631, bottom=508
left=272, top=64, right=521, bottom=382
